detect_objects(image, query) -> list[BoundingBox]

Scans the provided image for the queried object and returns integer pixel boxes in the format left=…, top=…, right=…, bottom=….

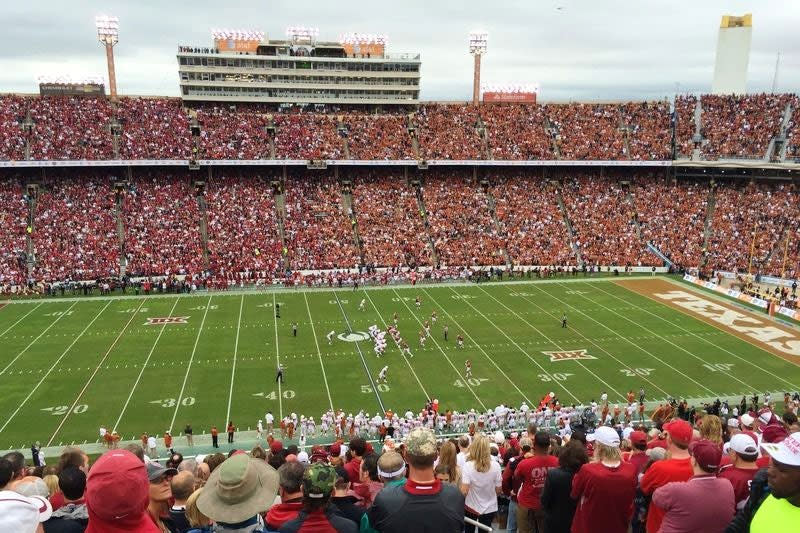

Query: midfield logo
left=542, top=349, right=596, bottom=362
left=145, top=316, right=190, bottom=325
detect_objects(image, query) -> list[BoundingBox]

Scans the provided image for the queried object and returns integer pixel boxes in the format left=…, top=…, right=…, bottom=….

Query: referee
left=276, top=363, right=284, bottom=384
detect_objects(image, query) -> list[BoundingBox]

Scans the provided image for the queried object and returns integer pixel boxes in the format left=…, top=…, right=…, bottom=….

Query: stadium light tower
left=95, top=15, right=119, bottom=101
left=469, top=31, right=488, bottom=106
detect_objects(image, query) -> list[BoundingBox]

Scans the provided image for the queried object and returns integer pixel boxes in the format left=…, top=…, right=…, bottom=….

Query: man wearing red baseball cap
left=626, top=431, right=649, bottom=475
left=641, top=419, right=694, bottom=533
left=652, top=439, right=734, bottom=533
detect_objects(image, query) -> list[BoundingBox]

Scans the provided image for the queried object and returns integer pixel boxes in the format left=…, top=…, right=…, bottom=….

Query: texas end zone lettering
left=653, top=290, right=800, bottom=357
left=145, top=316, right=190, bottom=325
left=542, top=349, right=597, bottom=362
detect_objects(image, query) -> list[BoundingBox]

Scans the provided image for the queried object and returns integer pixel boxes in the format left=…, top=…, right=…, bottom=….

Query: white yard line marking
left=566, top=283, right=737, bottom=394
left=272, top=293, right=283, bottom=419
left=449, top=287, right=582, bottom=404
left=225, top=295, right=245, bottom=425
left=422, top=289, right=533, bottom=406
left=333, top=290, right=385, bottom=413
left=303, top=292, right=335, bottom=411
left=510, top=285, right=673, bottom=399
left=394, top=288, right=487, bottom=410
left=47, top=299, right=147, bottom=446
left=169, top=295, right=213, bottom=432
left=0, top=301, right=112, bottom=434
left=113, top=297, right=181, bottom=432
left=607, top=280, right=800, bottom=391
left=363, top=289, right=430, bottom=401
left=0, top=302, right=79, bottom=376
left=0, top=302, right=44, bottom=338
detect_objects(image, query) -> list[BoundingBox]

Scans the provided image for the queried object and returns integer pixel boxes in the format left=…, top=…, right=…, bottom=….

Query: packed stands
left=674, top=95, right=698, bottom=158
left=0, top=94, right=26, bottom=161
left=274, top=114, right=343, bottom=160
left=346, top=113, right=415, bottom=160
left=351, top=170, right=432, bottom=268
left=620, top=101, right=672, bottom=160
left=121, top=173, right=205, bottom=277
left=422, top=172, right=505, bottom=266
left=490, top=171, right=574, bottom=265
left=547, top=103, right=626, bottom=160
left=562, top=174, right=658, bottom=266
left=632, top=176, right=709, bottom=269
left=32, top=174, right=119, bottom=281
left=28, top=96, right=114, bottom=160
left=0, top=175, right=28, bottom=287
left=117, top=98, right=191, bottom=159
left=479, top=104, right=553, bottom=160
left=196, top=104, right=271, bottom=160
left=415, top=104, right=483, bottom=160
left=283, top=173, right=360, bottom=270
left=205, top=174, right=282, bottom=276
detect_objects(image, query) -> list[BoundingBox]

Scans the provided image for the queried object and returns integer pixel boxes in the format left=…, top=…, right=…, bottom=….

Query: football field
left=1, top=275, right=799, bottom=451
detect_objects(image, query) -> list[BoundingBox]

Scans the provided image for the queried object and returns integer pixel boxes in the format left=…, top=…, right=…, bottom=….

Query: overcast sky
left=2, top=1, right=798, bottom=102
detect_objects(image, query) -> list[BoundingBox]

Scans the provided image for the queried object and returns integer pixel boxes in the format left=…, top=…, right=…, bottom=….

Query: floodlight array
left=468, top=31, right=488, bottom=54
left=286, top=26, right=320, bottom=40
left=37, top=74, right=105, bottom=85
left=339, top=32, right=388, bottom=45
left=481, top=83, right=539, bottom=94
left=95, top=15, right=119, bottom=38
left=211, top=29, right=265, bottom=41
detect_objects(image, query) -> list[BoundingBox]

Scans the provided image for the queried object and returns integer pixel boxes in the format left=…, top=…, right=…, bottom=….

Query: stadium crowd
left=1, top=393, right=799, bottom=533
left=345, top=113, right=415, bottom=160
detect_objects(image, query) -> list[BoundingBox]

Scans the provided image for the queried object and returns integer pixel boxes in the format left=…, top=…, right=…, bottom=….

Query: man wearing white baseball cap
left=727, top=431, right=800, bottom=532
left=719, top=433, right=760, bottom=510
left=0, top=458, right=53, bottom=533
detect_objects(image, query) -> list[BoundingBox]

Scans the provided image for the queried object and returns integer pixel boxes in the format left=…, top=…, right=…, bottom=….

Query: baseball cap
left=740, top=414, right=755, bottom=428
left=270, top=440, right=283, bottom=454
left=629, top=431, right=648, bottom=446
left=494, top=431, right=506, bottom=444
left=664, top=419, right=693, bottom=445
left=0, top=492, right=52, bottom=533
left=296, top=451, right=309, bottom=464
left=303, top=463, right=336, bottom=499
left=757, top=409, right=775, bottom=426
left=328, top=443, right=341, bottom=457
left=146, top=462, right=177, bottom=482
left=727, top=418, right=740, bottom=429
left=197, top=454, right=279, bottom=524
left=729, top=433, right=758, bottom=456
left=762, top=424, right=790, bottom=444
left=761, top=432, right=800, bottom=466
left=85, top=450, right=160, bottom=533
left=405, top=427, right=437, bottom=457
left=690, top=439, right=722, bottom=472
left=587, top=426, right=620, bottom=447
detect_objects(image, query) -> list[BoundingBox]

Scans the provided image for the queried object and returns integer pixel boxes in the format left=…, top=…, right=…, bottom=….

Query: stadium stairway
left=692, top=99, right=703, bottom=161
left=774, top=102, right=795, bottom=162
left=700, top=183, right=717, bottom=267
left=272, top=179, right=289, bottom=267
left=340, top=180, right=366, bottom=264
left=407, top=115, right=421, bottom=161
left=196, top=182, right=210, bottom=270
left=113, top=183, right=126, bottom=276
left=25, top=184, right=37, bottom=277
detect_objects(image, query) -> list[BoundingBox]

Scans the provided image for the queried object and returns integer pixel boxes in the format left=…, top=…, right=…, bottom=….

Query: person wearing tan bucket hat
left=196, top=453, right=279, bottom=532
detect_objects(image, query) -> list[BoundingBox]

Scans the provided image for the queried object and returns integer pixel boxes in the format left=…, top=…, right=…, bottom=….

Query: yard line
left=303, top=292, right=335, bottom=411
left=46, top=299, right=147, bottom=446
left=393, top=288, right=487, bottom=410
left=225, top=295, right=245, bottom=426
left=420, top=289, right=533, bottom=406
left=451, top=287, right=601, bottom=405
left=0, top=302, right=44, bottom=338
left=568, top=283, right=747, bottom=394
left=597, top=281, right=800, bottom=391
left=0, top=301, right=112, bottom=434
left=505, top=285, right=672, bottom=398
left=0, top=302, right=79, bottom=377
left=362, top=289, right=430, bottom=401
left=113, top=297, right=181, bottom=432
left=169, top=295, right=213, bottom=433
left=272, top=293, right=283, bottom=420
left=333, top=290, right=385, bottom=413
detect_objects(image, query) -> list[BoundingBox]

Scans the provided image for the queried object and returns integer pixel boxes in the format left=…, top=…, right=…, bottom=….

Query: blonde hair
left=43, top=475, right=60, bottom=497
left=185, top=488, right=211, bottom=528
left=700, top=415, right=723, bottom=445
left=595, top=442, right=622, bottom=463
left=468, top=434, right=491, bottom=473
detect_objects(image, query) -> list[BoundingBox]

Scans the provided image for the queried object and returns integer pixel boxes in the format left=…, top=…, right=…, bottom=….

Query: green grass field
left=1, top=276, right=799, bottom=451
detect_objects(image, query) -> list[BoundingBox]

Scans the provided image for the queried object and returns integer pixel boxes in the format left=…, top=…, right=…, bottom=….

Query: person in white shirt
left=265, top=411, right=274, bottom=434
left=457, top=434, right=470, bottom=470
left=147, top=435, right=157, bottom=458
left=359, top=299, right=366, bottom=311
left=460, top=434, right=502, bottom=533
left=327, top=330, right=335, bottom=344
left=257, top=419, right=263, bottom=439
left=378, top=366, right=389, bottom=383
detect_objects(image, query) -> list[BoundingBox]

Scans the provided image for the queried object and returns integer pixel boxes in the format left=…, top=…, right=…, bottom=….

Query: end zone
left=616, top=279, right=800, bottom=365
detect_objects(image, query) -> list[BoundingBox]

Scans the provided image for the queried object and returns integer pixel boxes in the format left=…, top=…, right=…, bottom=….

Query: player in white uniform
left=378, top=365, right=389, bottom=383
left=326, top=330, right=335, bottom=344
left=359, top=298, right=366, bottom=311
left=465, top=359, right=473, bottom=379
left=415, top=296, right=421, bottom=309
left=419, top=330, right=426, bottom=347
left=457, top=334, right=464, bottom=349
left=431, top=310, right=437, bottom=323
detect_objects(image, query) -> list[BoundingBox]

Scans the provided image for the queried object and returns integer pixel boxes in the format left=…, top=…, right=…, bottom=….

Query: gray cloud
left=1, top=0, right=798, bottom=100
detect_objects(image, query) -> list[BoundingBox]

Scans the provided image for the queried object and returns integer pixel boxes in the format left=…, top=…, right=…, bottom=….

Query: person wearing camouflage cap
left=279, top=463, right=357, bottom=533
left=368, top=428, right=465, bottom=533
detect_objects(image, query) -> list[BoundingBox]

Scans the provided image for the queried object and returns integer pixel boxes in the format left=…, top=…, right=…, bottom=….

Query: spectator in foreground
left=719, top=433, right=760, bottom=510
left=266, top=461, right=305, bottom=530
left=147, top=462, right=178, bottom=532
left=168, top=471, right=196, bottom=533
left=653, top=439, right=734, bottom=533
left=541, top=438, right=589, bottom=533
left=570, top=426, right=638, bottom=533
left=1, top=451, right=26, bottom=490
left=726, top=431, right=800, bottom=532
left=461, top=434, right=503, bottom=533
left=330, top=465, right=366, bottom=525
left=184, top=488, right=213, bottom=533
left=343, top=437, right=366, bottom=483
left=0, top=465, right=53, bottom=533
left=43, top=467, right=88, bottom=533
left=84, top=450, right=161, bottom=533
left=369, top=427, right=464, bottom=532
left=640, top=419, right=694, bottom=533
left=196, top=453, right=279, bottom=532
left=279, top=463, right=357, bottom=533
left=514, top=431, right=559, bottom=533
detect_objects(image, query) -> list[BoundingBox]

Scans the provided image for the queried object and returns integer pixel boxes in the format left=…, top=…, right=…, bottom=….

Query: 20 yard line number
left=41, top=405, right=88, bottom=416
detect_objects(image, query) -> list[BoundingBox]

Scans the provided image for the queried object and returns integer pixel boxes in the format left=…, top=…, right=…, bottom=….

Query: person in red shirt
left=513, top=431, right=558, bottom=533
left=210, top=426, right=219, bottom=448
left=227, top=421, right=235, bottom=444
left=640, top=419, right=694, bottom=533
left=570, top=426, right=637, bottom=533
left=625, top=431, right=650, bottom=475
left=163, top=431, right=172, bottom=450
left=719, top=433, right=760, bottom=510
left=344, top=437, right=367, bottom=484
